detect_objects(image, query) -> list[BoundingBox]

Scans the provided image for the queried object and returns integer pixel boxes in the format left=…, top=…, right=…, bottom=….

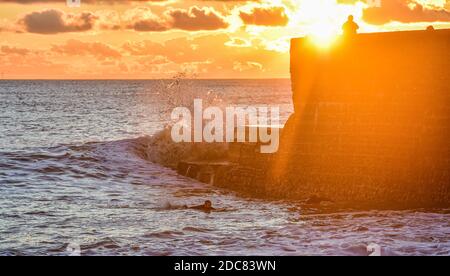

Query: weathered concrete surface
left=175, top=128, right=279, bottom=198
left=268, top=29, right=450, bottom=208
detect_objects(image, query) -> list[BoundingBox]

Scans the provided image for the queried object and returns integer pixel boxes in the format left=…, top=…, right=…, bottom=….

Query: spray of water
left=144, top=73, right=228, bottom=168
left=154, top=72, right=224, bottom=124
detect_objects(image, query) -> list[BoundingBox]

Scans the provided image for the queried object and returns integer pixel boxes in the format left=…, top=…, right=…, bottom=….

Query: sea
left=0, top=80, right=449, bottom=256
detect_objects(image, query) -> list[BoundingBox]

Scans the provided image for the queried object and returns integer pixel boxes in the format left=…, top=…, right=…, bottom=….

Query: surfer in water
left=161, top=200, right=229, bottom=213
left=189, top=200, right=216, bottom=213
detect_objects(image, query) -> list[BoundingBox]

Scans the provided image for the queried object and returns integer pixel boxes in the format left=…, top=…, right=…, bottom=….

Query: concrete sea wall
left=172, top=29, right=450, bottom=209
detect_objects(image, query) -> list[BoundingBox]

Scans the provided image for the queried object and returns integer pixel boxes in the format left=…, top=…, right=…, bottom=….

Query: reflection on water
left=0, top=80, right=449, bottom=256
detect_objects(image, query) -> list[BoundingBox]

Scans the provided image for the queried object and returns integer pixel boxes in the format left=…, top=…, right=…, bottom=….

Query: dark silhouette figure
left=189, top=200, right=216, bottom=212
left=426, top=25, right=435, bottom=31
left=342, top=15, right=359, bottom=36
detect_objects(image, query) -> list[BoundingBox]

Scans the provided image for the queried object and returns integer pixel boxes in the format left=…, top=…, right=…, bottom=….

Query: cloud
left=95, top=10, right=122, bottom=30
left=18, top=9, right=98, bottom=34
left=1, top=33, right=289, bottom=78
left=233, top=61, right=263, bottom=72
left=1, top=0, right=166, bottom=3
left=338, top=0, right=450, bottom=25
left=121, top=33, right=289, bottom=78
left=239, top=6, right=289, bottom=26
left=51, top=39, right=122, bottom=60
left=363, top=0, right=450, bottom=24
left=168, top=6, right=229, bottom=31
left=1, top=45, right=30, bottom=55
left=128, top=16, right=168, bottom=31
left=225, top=37, right=251, bottom=47
left=128, top=6, right=229, bottom=32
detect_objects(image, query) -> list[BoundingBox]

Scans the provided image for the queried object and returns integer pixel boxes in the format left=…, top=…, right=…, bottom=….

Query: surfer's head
left=204, top=200, right=212, bottom=209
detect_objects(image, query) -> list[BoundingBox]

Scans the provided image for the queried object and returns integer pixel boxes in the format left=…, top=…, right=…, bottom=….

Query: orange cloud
left=363, top=0, right=450, bottom=24
left=1, top=45, right=30, bottom=55
left=338, top=0, right=450, bottom=24
left=225, top=37, right=251, bottom=47
left=18, top=9, right=98, bottom=34
left=168, top=6, right=229, bottom=31
left=128, top=6, right=229, bottom=32
left=239, top=6, right=289, bottom=26
left=121, top=34, right=289, bottom=77
left=51, top=39, right=122, bottom=60
left=2, top=0, right=450, bottom=79
left=1, top=0, right=166, bottom=3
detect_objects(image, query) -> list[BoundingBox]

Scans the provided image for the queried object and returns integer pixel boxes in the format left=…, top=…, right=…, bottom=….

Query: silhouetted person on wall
left=342, top=15, right=359, bottom=36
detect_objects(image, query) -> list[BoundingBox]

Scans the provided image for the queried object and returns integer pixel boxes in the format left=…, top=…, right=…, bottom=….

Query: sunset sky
left=0, top=0, right=449, bottom=79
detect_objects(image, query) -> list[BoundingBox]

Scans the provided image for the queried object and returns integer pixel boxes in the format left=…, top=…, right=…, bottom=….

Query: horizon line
left=0, top=78, right=291, bottom=81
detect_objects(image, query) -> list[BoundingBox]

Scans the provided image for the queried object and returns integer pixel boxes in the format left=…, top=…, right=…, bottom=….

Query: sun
left=308, top=22, right=340, bottom=48
left=290, top=0, right=362, bottom=48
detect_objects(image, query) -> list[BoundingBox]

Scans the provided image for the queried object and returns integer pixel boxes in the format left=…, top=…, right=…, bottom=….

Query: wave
left=0, top=137, right=152, bottom=186
left=139, top=128, right=228, bottom=169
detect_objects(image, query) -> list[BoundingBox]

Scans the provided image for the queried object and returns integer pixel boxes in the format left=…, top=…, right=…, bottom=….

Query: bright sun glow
left=309, top=23, right=340, bottom=48
left=293, top=0, right=362, bottom=48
